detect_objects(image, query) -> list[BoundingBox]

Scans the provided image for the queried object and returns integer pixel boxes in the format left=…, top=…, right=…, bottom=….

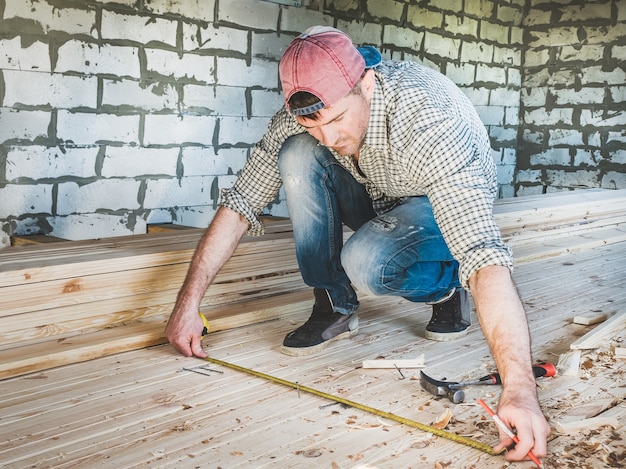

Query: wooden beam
left=570, top=312, right=626, bottom=350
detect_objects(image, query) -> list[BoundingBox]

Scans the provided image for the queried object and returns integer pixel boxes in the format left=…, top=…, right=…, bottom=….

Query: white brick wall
left=6, top=146, right=98, bottom=180
left=3, top=70, right=97, bottom=108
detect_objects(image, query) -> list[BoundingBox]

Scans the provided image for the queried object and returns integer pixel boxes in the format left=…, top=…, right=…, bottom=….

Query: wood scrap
left=573, top=311, right=611, bottom=325
left=570, top=312, right=626, bottom=350
left=557, top=350, right=582, bottom=376
left=555, top=416, right=620, bottom=434
left=612, top=346, right=626, bottom=359
left=362, top=356, right=425, bottom=369
left=431, top=408, right=453, bottom=430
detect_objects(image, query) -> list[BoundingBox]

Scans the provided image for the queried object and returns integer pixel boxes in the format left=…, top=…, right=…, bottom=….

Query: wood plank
left=570, top=312, right=626, bottom=350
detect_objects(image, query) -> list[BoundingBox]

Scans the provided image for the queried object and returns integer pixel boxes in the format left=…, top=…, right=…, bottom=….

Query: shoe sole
left=424, top=327, right=469, bottom=342
left=279, top=328, right=359, bottom=357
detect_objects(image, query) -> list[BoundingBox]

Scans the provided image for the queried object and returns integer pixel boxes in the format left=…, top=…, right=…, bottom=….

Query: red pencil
left=477, top=399, right=542, bottom=468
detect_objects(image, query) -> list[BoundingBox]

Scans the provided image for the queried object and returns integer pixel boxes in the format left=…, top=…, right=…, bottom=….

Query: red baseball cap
left=279, top=26, right=367, bottom=116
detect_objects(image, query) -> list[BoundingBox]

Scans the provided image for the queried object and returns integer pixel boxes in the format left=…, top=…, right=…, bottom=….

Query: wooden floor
left=1, top=241, right=625, bottom=468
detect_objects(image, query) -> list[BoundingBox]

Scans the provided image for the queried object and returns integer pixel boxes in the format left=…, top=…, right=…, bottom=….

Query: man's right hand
left=165, top=308, right=208, bottom=358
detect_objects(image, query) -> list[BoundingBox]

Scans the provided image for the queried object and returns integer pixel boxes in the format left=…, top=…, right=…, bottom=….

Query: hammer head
left=419, top=371, right=465, bottom=404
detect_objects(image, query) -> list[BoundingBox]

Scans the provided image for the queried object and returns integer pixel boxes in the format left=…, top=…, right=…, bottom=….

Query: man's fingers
left=190, top=335, right=208, bottom=358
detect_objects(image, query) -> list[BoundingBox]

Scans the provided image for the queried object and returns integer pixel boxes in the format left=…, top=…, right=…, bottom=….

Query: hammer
left=420, top=363, right=557, bottom=403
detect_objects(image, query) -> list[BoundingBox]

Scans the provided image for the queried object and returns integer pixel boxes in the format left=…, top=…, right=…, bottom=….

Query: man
left=166, top=26, right=550, bottom=462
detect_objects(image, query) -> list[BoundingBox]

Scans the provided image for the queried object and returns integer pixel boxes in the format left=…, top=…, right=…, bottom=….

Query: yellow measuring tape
left=198, top=314, right=495, bottom=455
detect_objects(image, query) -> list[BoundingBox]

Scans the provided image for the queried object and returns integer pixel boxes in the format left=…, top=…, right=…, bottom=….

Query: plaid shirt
left=221, top=61, right=513, bottom=287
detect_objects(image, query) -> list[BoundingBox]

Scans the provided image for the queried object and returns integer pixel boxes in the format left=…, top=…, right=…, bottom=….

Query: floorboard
left=0, top=242, right=624, bottom=469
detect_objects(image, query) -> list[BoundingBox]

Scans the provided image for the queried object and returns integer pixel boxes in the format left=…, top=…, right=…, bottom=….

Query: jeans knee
left=341, top=236, right=380, bottom=295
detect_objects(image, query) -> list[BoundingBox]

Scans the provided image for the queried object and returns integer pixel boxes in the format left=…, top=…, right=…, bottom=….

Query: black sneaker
left=424, top=288, right=471, bottom=341
left=281, top=288, right=358, bottom=356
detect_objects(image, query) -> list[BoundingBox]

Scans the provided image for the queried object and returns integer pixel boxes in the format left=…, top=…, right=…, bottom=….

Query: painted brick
left=497, top=4, right=523, bottom=25
left=407, top=6, right=444, bottom=29
left=501, top=148, right=517, bottom=166
left=489, top=126, right=517, bottom=144
left=383, top=26, right=424, bottom=51
left=474, top=105, right=504, bottom=126
left=101, top=147, right=179, bottom=177
left=527, top=27, right=580, bottom=48
left=521, top=87, right=548, bottom=107
left=580, top=109, right=626, bottom=127
left=523, top=69, right=578, bottom=88
left=524, top=108, right=573, bottom=126
left=0, top=184, right=53, bottom=218
left=490, top=88, right=520, bottom=107
left=279, top=9, right=333, bottom=34
left=493, top=46, right=521, bottom=66
left=143, top=176, right=216, bottom=209
left=522, top=129, right=544, bottom=145
left=480, top=22, right=509, bottom=44
left=4, top=0, right=96, bottom=36
left=6, top=146, right=98, bottom=181
left=102, top=79, right=178, bottom=111
left=476, top=64, right=506, bottom=84
left=216, top=57, right=277, bottom=89
left=143, top=114, right=216, bottom=146
left=218, top=116, right=270, bottom=146
left=182, top=147, right=248, bottom=177
left=144, top=0, right=215, bottom=22
left=608, top=130, right=626, bottom=144
left=0, top=37, right=50, bottom=72
left=145, top=49, right=215, bottom=83
left=508, top=68, right=522, bottom=87
left=446, top=63, right=475, bottom=86
left=613, top=45, right=626, bottom=61
left=559, top=3, right=612, bottom=22
left=611, top=150, right=626, bottom=164
left=581, top=66, right=626, bottom=86
left=461, top=88, right=490, bottom=106
left=612, top=86, right=626, bottom=103
left=553, top=87, right=606, bottom=106
left=588, top=132, right=602, bottom=147
left=601, top=171, right=626, bottom=189
left=57, top=179, right=141, bottom=215
left=505, top=107, right=519, bottom=126
left=367, top=0, right=404, bottom=22
left=173, top=206, right=218, bottom=228
left=218, top=0, right=279, bottom=30
left=57, top=111, right=140, bottom=145
left=574, top=149, right=601, bottom=167
left=497, top=164, right=515, bottom=185
left=252, top=32, right=292, bottom=60
left=464, top=1, right=494, bottom=19
left=336, top=21, right=383, bottom=47
left=182, top=85, right=246, bottom=117
left=546, top=169, right=598, bottom=188
left=557, top=44, right=605, bottom=62
left=446, top=14, right=479, bottom=37
left=251, top=89, right=284, bottom=117
left=326, top=0, right=359, bottom=13
left=101, top=10, right=178, bottom=46
left=548, top=129, right=584, bottom=147
left=185, top=24, right=248, bottom=54
left=516, top=169, right=543, bottom=184
left=516, top=185, right=545, bottom=197
left=49, top=214, right=147, bottom=240
left=524, top=49, right=550, bottom=68
left=55, top=41, right=141, bottom=78
left=3, top=70, right=97, bottom=109
left=522, top=8, right=551, bottom=27
left=424, top=32, right=460, bottom=60
left=530, top=149, right=571, bottom=166
left=0, top=109, right=50, bottom=142
left=145, top=208, right=173, bottom=225
left=510, top=26, right=523, bottom=46
left=461, top=42, right=493, bottom=63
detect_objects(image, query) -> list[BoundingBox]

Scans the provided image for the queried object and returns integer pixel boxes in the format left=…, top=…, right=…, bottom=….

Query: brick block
left=4, top=0, right=96, bottom=36
left=510, top=26, right=523, bottom=46
left=424, top=32, right=460, bottom=60
left=57, top=111, right=140, bottom=145
left=49, top=214, right=147, bottom=240
left=611, top=149, right=626, bottom=164
left=143, top=114, right=216, bottom=146
left=516, top=169, right=543, bottom=184
left=489, top=126, right=517, bottom=145
left=508, top=68, right=522, bottom=87
left=530, top=149, right=571, bottom=166
left=560, top=3, right=612, bottom=22
left=558, top=44, right=605, bottom=62
left=335, top=21, right=383, bottom=48
left=0, top=109, right=50, bottom=143
left=490, top=88, right=520, bottom=107
left=172, top=206, right=218, bottom=228
left=57, top=179, right=142, bottom=215
left=497, top=164, right=515, bottom=185
left=145, top=49, right=215, bottom=83
left=383, top=26, right=424, bottom=51
left=462, top=88, right=489, bottom=106
left=145, top=208, right=173, bottom=225
left=548, top=129, right=584, bottom=147
left=101, top=10, right=178, bottom=46
left=252, top=32, right=293, bottom=60
left=581, top=66, right=626, bottom=86
left=461, top=42, right=493, bottom=63
left=527, top=27, right=579, bottom=48
left=0, top=184, right=53, bottom=218
left=464, top=1, right=494, bottom=19
left=611, top=86, right=626, bottom=103
left=181, top=85, right=246, bottom=116
left=145, top=0, right=215, bottom=22
left=181, top=147, right=248, bottom=177
left=446, top=63, right=476, bottom=86
left=580, top=109, right=626, bottom=127
left=218, top=116, right=269, bottom=146
left=279, top=10, right=333, bottom=35
left=523, top=8, right=551, bottom=26
left=499, top=184, right=515, bottom=198
left=601, top=171, right=626, bottom=190
left=494, top=45, right=520, bottom=66
left=524, top=108, right=573, bottom=126
left=516, top=185, right=545, bottom=197
left=480, top=21, right=509, bottom=44
left=476, top=64, right=506, bottom=85
left=497, top=4, right=523, bottom=25
left=474, top=105, right=504, bottom=125
left=574, top=149, right=601, bottom=167
left=250, top=89, right=284, bottom=117
left=407, top=6, right=443, bottom=29
left=3, top=70, right=97, bottom=109
left=6, top=146, right=98, bottom=181
left=367, top=0, right=404, bottom=22
left=524, top=49, right=550, bottom=68
left=216, top=57, right=278, bottom=89
left=101, top=147, right=180, bottom=177
left=521, top=87, right=548, bottom=107
left=0, top=37, right=50, bottom=72
left=447, top=14, right=478, bottom=37
left=608, top=130, right=626, bottom=144
left=505, top=106, right=519, bottom=126
left=546, top=169, right=598, bottom=189
left=143, top=175, right=221, bottom=209
left=102, top=79, right=178, bottom=111
left=218, top=0, right=279, bottom=30
left=613, top=45, right=626, bottom=61
left=522, top=129, right=544, bottom=145
left=184, top=24, right=247, bottom=54
left=55, top=40, right=140, bottom=78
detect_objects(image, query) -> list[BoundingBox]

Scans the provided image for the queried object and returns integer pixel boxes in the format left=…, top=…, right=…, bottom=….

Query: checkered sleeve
left=220, top=107, right=305, bottom=236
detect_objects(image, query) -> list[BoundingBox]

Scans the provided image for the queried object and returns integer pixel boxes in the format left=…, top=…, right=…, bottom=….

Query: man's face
left=295, top=71, right=375, bottom=158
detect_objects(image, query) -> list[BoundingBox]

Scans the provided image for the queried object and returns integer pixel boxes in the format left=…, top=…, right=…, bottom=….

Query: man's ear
left=361, top=69, right=376, bottom=99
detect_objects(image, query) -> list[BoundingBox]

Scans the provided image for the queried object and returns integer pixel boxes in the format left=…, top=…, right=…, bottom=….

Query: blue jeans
left=278, top=134, right=460, bottom=315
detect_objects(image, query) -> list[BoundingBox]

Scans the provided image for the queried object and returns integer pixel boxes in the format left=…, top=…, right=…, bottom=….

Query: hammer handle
left=481, top=363, right=557, bottom=385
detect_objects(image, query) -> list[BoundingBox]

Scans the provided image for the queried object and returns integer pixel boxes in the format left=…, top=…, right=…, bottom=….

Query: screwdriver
left=448, top=363, right=556, bottom=390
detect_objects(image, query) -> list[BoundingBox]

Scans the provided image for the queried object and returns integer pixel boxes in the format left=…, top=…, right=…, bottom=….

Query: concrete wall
left=517, top=0, right=626, bottom=195
left=0, top=0, right=622, bottom=240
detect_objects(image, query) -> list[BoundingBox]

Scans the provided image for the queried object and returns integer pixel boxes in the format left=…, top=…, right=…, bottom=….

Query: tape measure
left=197, top=313, right=495, bottom=456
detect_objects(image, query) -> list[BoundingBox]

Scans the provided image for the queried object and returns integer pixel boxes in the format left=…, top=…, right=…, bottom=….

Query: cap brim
left=357, top=46, right=382, bottom=69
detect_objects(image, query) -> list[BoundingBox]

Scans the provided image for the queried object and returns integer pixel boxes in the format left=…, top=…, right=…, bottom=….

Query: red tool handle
left=480, top=363, right=556, bottom=385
